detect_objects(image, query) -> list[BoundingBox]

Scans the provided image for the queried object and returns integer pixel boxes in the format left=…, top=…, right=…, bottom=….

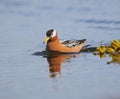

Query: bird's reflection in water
left=33, top=51, right=80, bottom=78
left=46, top=51, right=78, bottom=78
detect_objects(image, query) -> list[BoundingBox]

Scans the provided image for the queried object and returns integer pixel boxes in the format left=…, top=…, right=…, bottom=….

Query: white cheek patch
left=51, top=29, right=56, bottom=37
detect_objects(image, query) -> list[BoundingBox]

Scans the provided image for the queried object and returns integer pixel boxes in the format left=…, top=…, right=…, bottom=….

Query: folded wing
left=61, top=39, right=86, bottom=48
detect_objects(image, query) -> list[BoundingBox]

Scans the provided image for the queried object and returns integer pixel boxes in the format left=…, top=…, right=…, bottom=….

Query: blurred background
left=0, top=0, right=120, bottom=99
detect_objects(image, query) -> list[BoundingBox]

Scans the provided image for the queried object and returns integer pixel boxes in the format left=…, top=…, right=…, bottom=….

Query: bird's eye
left=51, top=33, right=53, bottom=36
left=51, top=29, right=56, bottom=37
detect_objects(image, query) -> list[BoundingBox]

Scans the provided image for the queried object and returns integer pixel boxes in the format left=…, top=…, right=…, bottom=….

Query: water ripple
left=93, top=26, right=120, bottom=30
left=0, top=0, right=30, bottom=6
left=76, top=19, right=120, bottom=25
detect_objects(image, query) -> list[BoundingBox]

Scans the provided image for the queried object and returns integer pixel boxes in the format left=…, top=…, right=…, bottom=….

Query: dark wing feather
left=61, top=39, right=86, bottom=48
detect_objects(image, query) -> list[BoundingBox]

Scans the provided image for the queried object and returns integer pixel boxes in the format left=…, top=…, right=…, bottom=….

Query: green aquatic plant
left=107, top=53, right=120, bottom=64
left=93, top=40, right=120, bottom=64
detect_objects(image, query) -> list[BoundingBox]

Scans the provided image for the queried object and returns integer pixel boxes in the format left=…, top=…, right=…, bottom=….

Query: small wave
left=76, top=19, right=120, bottom=25
left=0, top=0, right=30, bottom=7
left=93, top=26, right=120, bottom=30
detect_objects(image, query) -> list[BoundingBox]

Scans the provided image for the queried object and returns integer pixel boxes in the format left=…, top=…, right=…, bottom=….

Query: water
left=0, top=0, right=120, bottom=99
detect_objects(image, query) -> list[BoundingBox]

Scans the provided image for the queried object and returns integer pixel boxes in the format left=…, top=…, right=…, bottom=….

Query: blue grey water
left=0, top=0, right=120, bottom=99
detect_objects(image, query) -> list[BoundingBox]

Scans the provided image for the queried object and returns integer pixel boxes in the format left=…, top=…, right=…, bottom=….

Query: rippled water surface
left=0, top=0, right=120, bottom=99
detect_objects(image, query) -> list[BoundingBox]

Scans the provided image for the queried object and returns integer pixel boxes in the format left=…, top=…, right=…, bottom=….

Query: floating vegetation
left=93, top=40, right=120, bottom=64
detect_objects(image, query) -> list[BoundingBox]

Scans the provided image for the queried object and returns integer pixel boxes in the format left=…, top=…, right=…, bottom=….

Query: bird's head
left=44, top=29, right=58, bottom=43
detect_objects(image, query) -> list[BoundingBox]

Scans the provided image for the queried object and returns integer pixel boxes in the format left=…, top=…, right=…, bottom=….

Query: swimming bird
left=44, top=29, right=86, bottom=53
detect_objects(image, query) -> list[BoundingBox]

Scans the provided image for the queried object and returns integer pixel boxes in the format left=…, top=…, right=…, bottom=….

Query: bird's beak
left=43, top=37, right=50, bottom=44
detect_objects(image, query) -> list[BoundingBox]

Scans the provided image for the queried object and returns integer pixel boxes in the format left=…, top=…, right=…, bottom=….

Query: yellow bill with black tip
left=43, top=37, right=50, bottom=44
